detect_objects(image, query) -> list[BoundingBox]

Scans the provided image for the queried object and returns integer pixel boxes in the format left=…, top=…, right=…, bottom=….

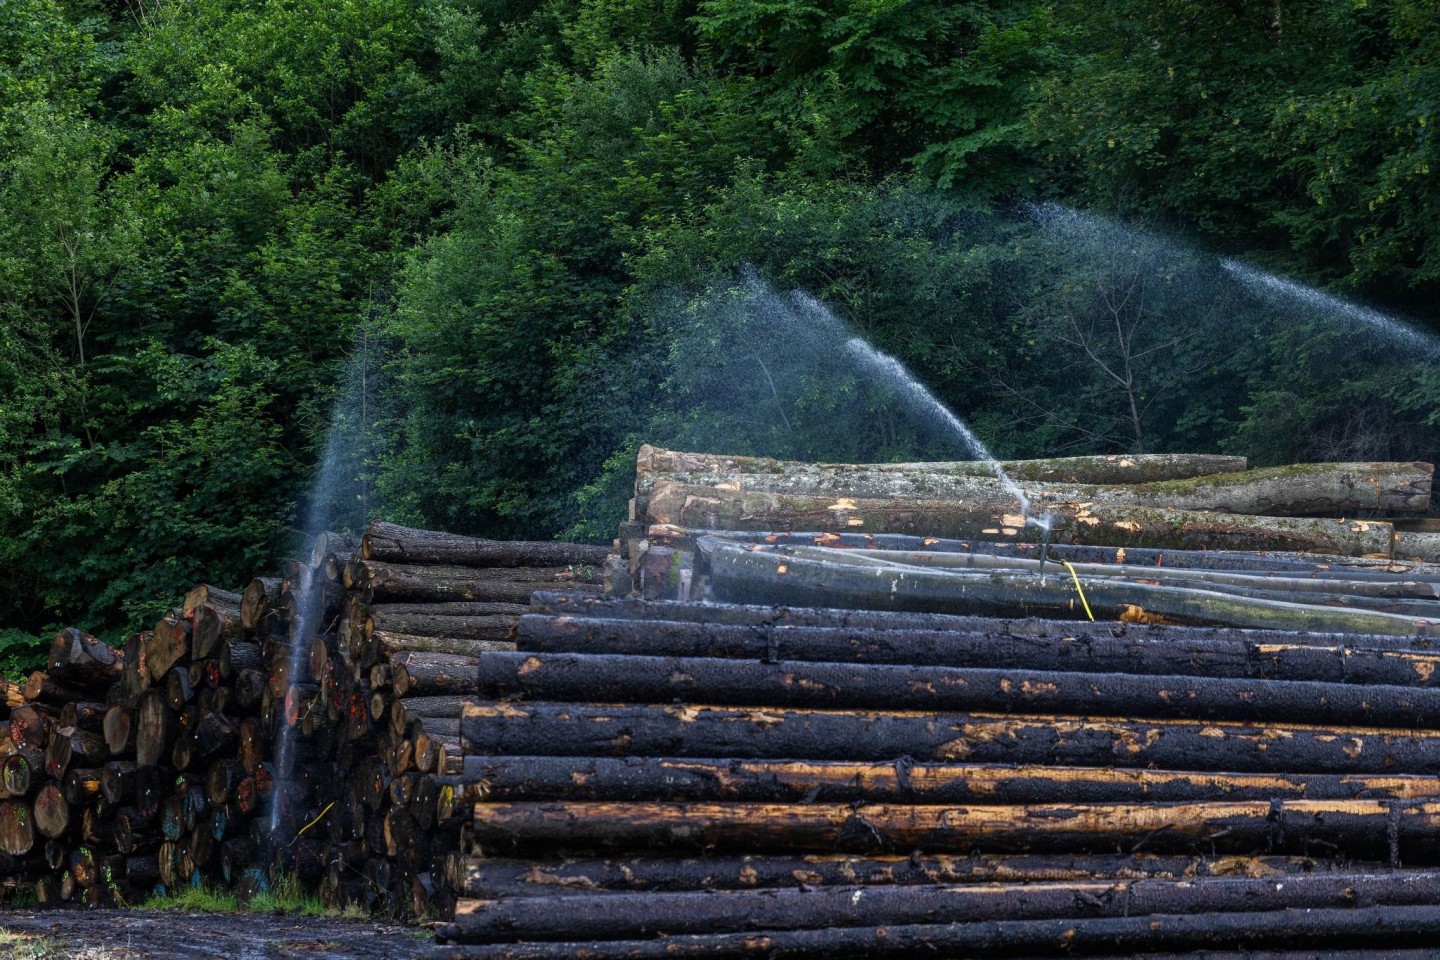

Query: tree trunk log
left=373, top=632, right=515, bottom=663
left=431, top=903, right=1440, bottom=958
left=637, top=445, right=1252, bottom=488
left=651, top=483, right=1399, bottom=556
left=392, top=652, right=482, bottom=698
left=460, top=702, right=1440, bottom=775
left=702, top=541, right=1432, bottom=636
left=478, top=651, right=1440, bottom=726
left=355, top=561, right=604, bottom=604
left=642, top=462, right=1434, bottom=518
left=454, top=756, right=1440, bottom=806
left=363, top=612, right=519, bottom=643
left=47, top=628, right=123, bottom=690
left=454, top=851, right=1355, bottom=899
left=364, top=521, right=610, bottom=567
left=514, top=615, right=1440, bottom=687
left=443, top=870, right=1440, bottom=943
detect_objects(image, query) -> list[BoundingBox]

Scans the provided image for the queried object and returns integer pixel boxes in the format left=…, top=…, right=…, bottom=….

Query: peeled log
left=514, top=615, right=1440, bottom=687
left=456, top=756, right=1440, bottom=806
left=443, top=870, right=1440, bottom=943
left=355, top=561, right=603, bottom=604
left=651, top=482, right=1397, bottom=556
left=364, top=521, right=610, bottom=567
left=703, top=541, right=1432, bottom=636
left=460, top=702, right=1440, bottom=775
left=637, top=445, right=1251, bottom=488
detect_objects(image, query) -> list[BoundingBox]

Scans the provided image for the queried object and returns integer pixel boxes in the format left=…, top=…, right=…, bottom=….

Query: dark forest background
left=3, top=0, right=1438, bottom=665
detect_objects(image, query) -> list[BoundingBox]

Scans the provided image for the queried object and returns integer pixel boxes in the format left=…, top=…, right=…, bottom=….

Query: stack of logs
left=433, top=578, right=1440, bottom=958
left=616, top=447, right=1440, bottom=602
left=0, top=521, right=605, bottom=916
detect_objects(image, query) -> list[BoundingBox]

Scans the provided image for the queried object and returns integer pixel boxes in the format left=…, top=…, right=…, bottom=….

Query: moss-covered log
left=459, top=702, right=1440, bottom=774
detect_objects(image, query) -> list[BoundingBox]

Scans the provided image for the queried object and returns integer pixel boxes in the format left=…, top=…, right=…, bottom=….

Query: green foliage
left=1, top=0, right=1438, bottom=636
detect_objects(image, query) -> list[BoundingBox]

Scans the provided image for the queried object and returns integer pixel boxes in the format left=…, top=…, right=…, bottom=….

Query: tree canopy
left=2, top=0, right=1436, bottom=666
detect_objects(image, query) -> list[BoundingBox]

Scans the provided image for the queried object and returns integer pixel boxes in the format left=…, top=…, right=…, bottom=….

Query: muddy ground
left=0, top=908, right=432, bottom=959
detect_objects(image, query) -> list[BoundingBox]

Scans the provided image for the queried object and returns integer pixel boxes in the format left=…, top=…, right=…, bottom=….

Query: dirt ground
left=0, top=908, right=433, bottom=959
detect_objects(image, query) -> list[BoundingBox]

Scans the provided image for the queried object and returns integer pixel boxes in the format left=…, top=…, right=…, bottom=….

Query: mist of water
left=1220, top=258, right=1440, bottom=356
left=269, top=331, right=379, bottom=837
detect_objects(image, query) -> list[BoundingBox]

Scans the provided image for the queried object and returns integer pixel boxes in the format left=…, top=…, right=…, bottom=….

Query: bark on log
left=363, top=612, right=519, bottom=643
left=428, top=904, right=1440, bottom=958
left=372, top=632, right=515, bottom=663
left=459, top=702, right=1440, bottom=775
left=392, top=652, right=481, bottom=698
left=479, top=651, right=1440, bottom=726
left=241, top=577, right=282, bottom=632
left=703, top=542, right=1434, bottom=636
left=514, top=615, right=1440, bottom=688
left=443, top=870, right=1440, bottom=943
left=468, top=798, right=1440, bottom=858
left=364, top=521, right=610, bottom=568
left=455, top=756, right=1440, bottom=806
left=524, top=594, right=1440, bottom=652
left=47, top=628, right=123, bottom=690
left=651, top=483, right=1398, bottom=556
left=355, top=561, right=604, bottom=604
left=182, top=584, right=242, bottom=619
left=455, top=852, right=1349, bottom=899
left=637, top=445, right=1251, bottom=488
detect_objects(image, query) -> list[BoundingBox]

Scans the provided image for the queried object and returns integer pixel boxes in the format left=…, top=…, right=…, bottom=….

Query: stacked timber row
left=434, top=579, right=1440, bottom=958
left=0, top=522, right=604, bottom=917
left=615, top=445, right=1439, bottom=601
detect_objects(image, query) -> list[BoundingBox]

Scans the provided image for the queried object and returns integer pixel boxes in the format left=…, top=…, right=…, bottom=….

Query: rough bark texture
left=648, top=482, right=1398, bottom=556
left=364, top=521, right=610, bottom=567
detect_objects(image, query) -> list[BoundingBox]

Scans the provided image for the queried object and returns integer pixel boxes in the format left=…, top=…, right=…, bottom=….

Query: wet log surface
left=459, top=701, right=1440, bottom=774
left=365, top=521, right=610, bottom=567
left=477, top=650, right=1440, bottom=725
left=636, top=445, right=1254, bottom=487
left=515, top=614, right=1440, bottom=685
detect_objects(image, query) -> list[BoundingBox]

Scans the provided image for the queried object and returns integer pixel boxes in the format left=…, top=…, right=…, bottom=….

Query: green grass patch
left=138, top=874, right=349, bottom=918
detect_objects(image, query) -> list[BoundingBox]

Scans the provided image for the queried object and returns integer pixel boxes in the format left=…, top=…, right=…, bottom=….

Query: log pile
left=432, top=584, right=1440, bottom=958
left=619, top=446, right=1439, bottom=581
left=0, top=522, right=603, bottom=917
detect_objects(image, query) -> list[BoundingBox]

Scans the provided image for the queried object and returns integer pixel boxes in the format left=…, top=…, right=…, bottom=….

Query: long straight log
left=478, top=651, right=1440, bottom=726
left=703, top=541, right=1434, bottom=636
left=428, top=904, right=1440, bottom=959
left=443, top=870, right=1440, bottom=943
left=525, top=593, right=1440, bottom=650
left=644, top=463, right=1434, bottom=518
left=392, top=652, right=481, bottom=697
left=468, top=799, right=1440, bottom=858
left=653, top=482, right=1397, bottom=555
left=455, top=756, right=1440, bottom=806
left=645, top=531, right=1440, bottom=575
left=637, top=446, right=1251, bottom=488
left=460, top=702, right=1440, bottom=774
left=514, top=615, right=1440, bottom=687
left=456, top=852, right=1347, bottom=899
left=373, top=632, right=515, bottom=663
left=364, top=612, right=519, bottom=643
left=364, top=521, right=611, bottom=567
